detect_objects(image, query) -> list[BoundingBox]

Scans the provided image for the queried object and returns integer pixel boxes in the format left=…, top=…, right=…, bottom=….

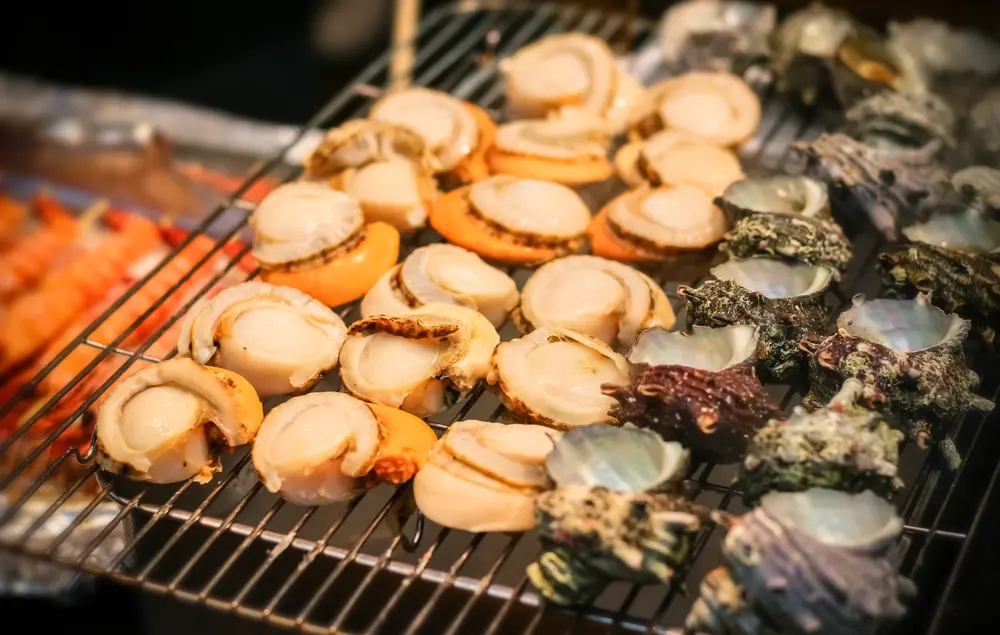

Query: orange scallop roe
left=429, top=188, right=559, bottom=264
left=453, top=103, right=498, bottom=183
left=588, top=205, right=661, bottom=263
left=262, top=221, right=400, bottom=307
left=367, top=402, right=438, bottom=484
left=485, top=148, right=614, bottom=184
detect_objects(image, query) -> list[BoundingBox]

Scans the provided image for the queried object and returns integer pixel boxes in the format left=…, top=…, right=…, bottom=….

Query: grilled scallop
left=488, top=327, right=629, bottom=430
left=615, top=130, right=744, bottom=195
left=251, top=182, right=399, bottom=307
left=340, top=303, right=499, bottom=417
left=630, top=72, right=761, bottom=146
left=414, top=420, right=561, bottom=532
left=590, top=184, right=729, bottom=262
left=252, top=392, right=436, bottom=505
left=430, top=175, right=591, bottom=265
left=486, top=116, right=615, bottom=185
left=369, top=87, right=497, bottom=184
left=514, top=256, right=675, bottom=351
left=501, top=33, right=645, bottom=134
left=177, top=281, right=348, bottom=397
left=304, top=120, right=437, bottom=233
left=96, top=358, right=264, bottom=484
left=361, top=244, right=519, bottom=328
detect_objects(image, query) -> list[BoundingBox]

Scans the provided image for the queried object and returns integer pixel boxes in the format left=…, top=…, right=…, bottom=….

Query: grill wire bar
left=0, top=3, right=997, bottom=634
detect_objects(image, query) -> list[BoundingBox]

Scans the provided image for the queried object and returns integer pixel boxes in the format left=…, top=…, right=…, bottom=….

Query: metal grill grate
left=1, top=3, right=998, bottom=634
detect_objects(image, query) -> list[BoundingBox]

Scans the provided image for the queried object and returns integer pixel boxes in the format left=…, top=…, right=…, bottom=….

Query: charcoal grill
left=1, top=2, right=998, bottom=633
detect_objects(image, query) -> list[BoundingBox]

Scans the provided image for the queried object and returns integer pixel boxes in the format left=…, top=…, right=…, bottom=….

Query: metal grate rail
left=1, top=3, right=997, bottom=634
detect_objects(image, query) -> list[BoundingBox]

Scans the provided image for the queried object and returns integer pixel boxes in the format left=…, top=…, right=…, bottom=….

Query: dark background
left=1, top=1, right=999, bottom=633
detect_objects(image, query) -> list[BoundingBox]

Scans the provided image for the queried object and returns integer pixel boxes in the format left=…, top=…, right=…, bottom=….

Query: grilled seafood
left=657, top=0, right=776, bottom=74
left=96, top=358, right=263, bottom=484
left=615, top=130, right=744, bottom=195
left=590, top=183, right=728, bottom=263
left=501, top=33, right=645, bottom=134
left=488, top=327, right=629, bottom=430
left=486, top=116, right=614, bottom=185
left=303, top=120, right=437, bottom=233
left=339, top=304, right=498, bottom=417
left=716, top=174, right=831, bottom=221
left=429, top=175, right=590, bottom=265
left=630, top=72, right=760, bottom=146
left=178, top=281, right=348, bottom=397
left=721, top=211, right=853, bottom=276
left=769, top=2, right=856, bottom=105
left=251, top=182, right=400, bottom=307
left=361, top=244, right=519, bottom=328
left=512, top=255, right=675, bottom=351
left=369, top=87, right=497, bottom=184
left=413, top=420, right=560, bottom=532
left=253, top=392, right=436, bottom=505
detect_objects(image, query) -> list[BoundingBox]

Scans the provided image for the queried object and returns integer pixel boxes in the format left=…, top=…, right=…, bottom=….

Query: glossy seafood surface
left=658, top=0, right=776, bottom=74
left=716, top=174, right=831, bottom=220
left=629, top=324, right=759, bottom=374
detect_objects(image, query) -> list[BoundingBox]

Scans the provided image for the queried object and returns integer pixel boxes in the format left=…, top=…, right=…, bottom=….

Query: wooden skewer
left=390, top=0, right=421, bottom=90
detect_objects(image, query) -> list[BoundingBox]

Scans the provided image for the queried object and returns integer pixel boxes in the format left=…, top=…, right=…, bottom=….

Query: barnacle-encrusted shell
left=629, top=324, right=759, bottom=374
left=799, top=295, right=994, bottom=449
left=741, top=379, right=904, bottom=505
left=721, top=211, right=853, bottom=276
left=630, top=72, right=761, bottom=146
left=687, top=489, right=915, bottom=635
left=616, top=130, right=744, bottom=195
left=952, top=166, right=1000, bottom=218
left=513, top=255, right=675, bottom=351
left=339, top=304, right=499, bottom=417
left=844, top=90, right=956, bottom=161
left=545, top=424, right=688, bottom=492
left=605, top=364, right=780, bottom=464
left=488, top=327, right=629, bottom=430
left=501, top=33, right=644, bottom=133
left=529, top=485, right=704, bottom=605
left=769, top=3, right=856, bottom=105
left=413, top=420, right=561, bottom=532
left=361, top=244, right=519, bottom=328
left=794, top=133, right=949, bottom=239
left=178, top=281, right=348, bottom=397
left=658, top=0, right=776, bottom=74
left=716, top=175, right=830, bottom=220
left=250, top=182, right=365, bottom=268
left=879, top=243, right=1000, bottom=344
left=680, top=259, right=833, bottom=380
left=96, top=359, right=264, bottom=484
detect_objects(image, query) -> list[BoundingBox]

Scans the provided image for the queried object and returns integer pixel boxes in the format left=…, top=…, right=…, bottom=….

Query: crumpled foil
left=0, top=498, right=127, bottom=599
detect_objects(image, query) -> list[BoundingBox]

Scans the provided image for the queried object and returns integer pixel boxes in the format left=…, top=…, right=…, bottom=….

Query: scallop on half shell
left=252, top=392, right=436, bottom=505
left=251, top=182, right=400, bottom=307
left=616, top=130, right=745, bottom=195
left=800, top=295, right=994, bottom=453
left=681, top=259, right=834, bottom=380
left=340, top=303, right=499, bottom=418
left=178, top=281, right=348, bottom=397
left=488, top=327, right=629, bottom=430
left=369, top=87, right=497, bottom=184
left=303, top=120, right=438, bottom=234
left=487, top=115, right=614, bottom=185
left=501, top=33, right=645, bottom=134
left=630, top=72, right=761, bottom=147
left=513, top=255, right=675, bottom=352
left=430, top=175, right=591, bottom=265
left=361, top=244, right=519, bottom=328
left=590, top=183, right=729, bottom=263
left=413, top=420, right=561, bottom=532
left=96, top=358, right=264, bottom=484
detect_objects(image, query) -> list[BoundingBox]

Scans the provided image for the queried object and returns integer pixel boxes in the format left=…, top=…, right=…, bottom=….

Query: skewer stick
left=390, top=0, right=421, bottom=90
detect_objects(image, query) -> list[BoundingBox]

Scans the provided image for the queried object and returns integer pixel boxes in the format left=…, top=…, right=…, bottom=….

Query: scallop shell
left=800, top=295, right=994, bottom=450
left=680, top=259, right=834, bottom=380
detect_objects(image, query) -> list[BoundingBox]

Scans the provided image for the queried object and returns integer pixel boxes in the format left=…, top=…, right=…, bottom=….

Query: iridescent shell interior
left=760, top=488, right=901, bottom=550
left=902, top=208, right=1000, bottom=254
left=720, top=175, right=829, bottom=217
left=545, top=424, right=688, bottom=492
left=629, top=325, right=758, bottom=372
left=711, top=259, right=834, bottom=299
left=838, top=296, right=968, bottom=352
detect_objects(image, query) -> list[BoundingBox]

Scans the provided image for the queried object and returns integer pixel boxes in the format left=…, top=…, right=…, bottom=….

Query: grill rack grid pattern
left=1, top=3, right=998, bottom=634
